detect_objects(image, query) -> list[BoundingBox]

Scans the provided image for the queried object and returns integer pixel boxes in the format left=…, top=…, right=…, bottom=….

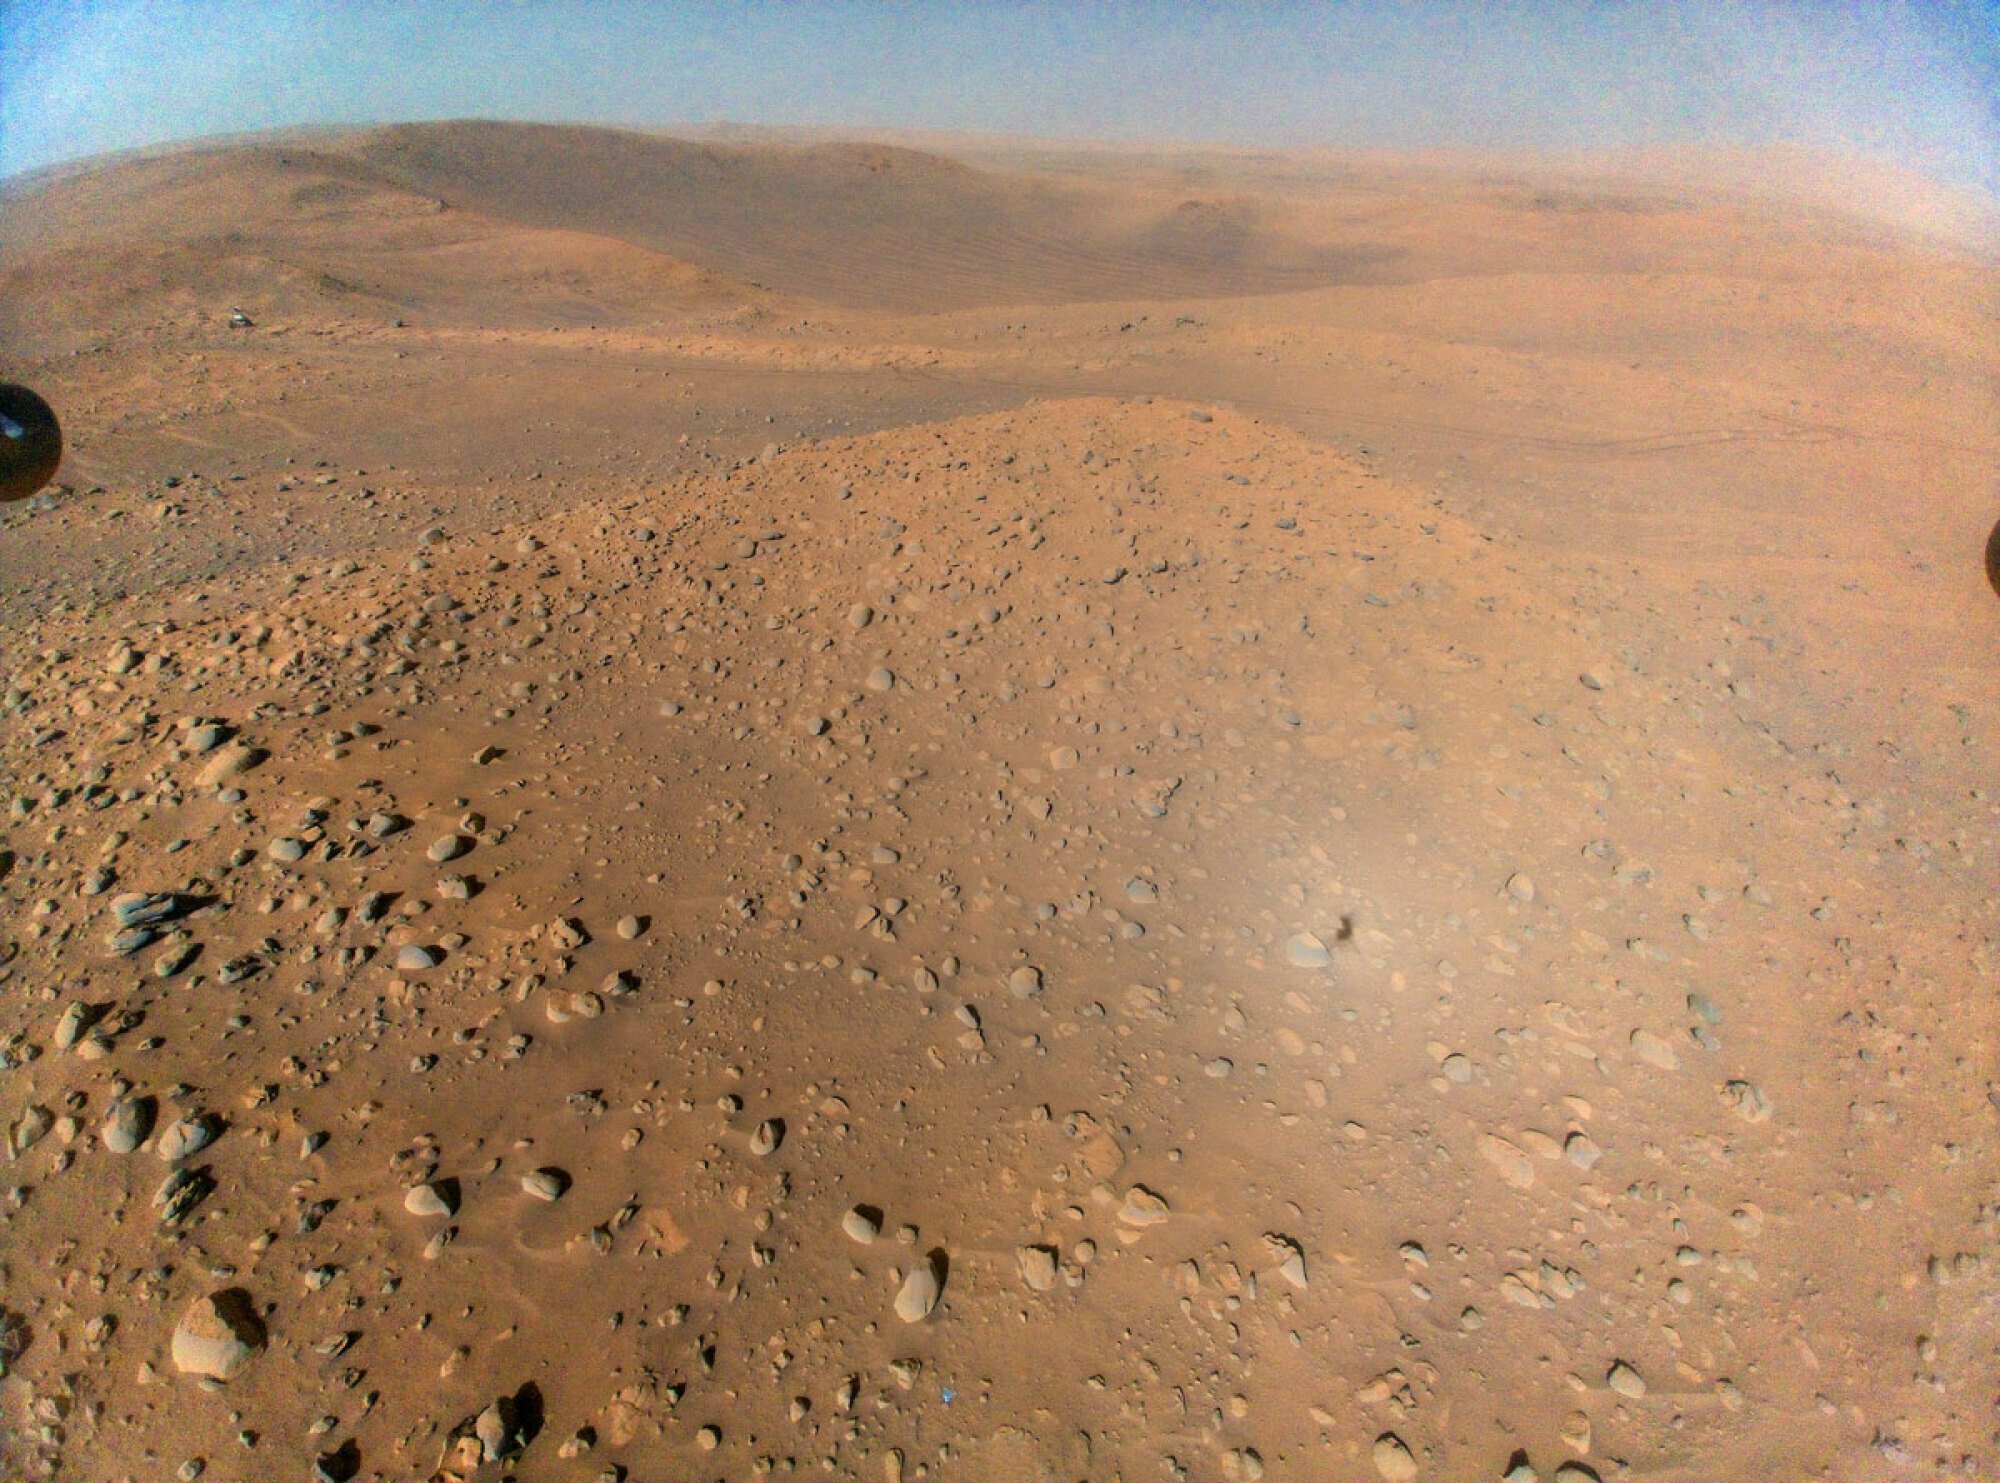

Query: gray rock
left=103, top=1095, right=155, bottom=1154
left=521, top=1168, right=568, bottom=1202
left=1284, top=932, right=1332, bottom=968
left=157, top=1113, right=218, bottom=1163
left=112, top=891, right=182, bottom=929
left=9, top=1104, right=53, bottom=1157
left=53, top=1000, right=96, bottom=1049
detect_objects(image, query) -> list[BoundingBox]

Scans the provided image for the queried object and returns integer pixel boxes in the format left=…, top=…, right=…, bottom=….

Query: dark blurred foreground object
left=1987, top=516, right=2000, bottom=599
left=0, top=384, right=62, bottom=503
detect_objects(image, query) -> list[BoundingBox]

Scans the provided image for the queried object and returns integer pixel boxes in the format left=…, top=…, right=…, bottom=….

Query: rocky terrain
left=0, top=123, right=1995, bottom=1482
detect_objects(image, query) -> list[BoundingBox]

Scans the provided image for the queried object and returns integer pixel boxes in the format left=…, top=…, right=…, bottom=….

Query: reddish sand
left=0, top=121, right=1994, bottom=1483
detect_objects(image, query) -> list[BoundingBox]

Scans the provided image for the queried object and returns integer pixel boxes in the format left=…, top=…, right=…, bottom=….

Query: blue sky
left=2, top=1, right=1996, bottom=194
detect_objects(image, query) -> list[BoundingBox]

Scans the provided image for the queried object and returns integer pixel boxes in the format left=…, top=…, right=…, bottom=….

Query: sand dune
left=0, top=124, right=1995, bottom=1483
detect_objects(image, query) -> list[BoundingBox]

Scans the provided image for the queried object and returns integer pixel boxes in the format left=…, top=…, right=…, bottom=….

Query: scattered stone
left=155, top=1166, right=215, bottom=1224
left=216, top=954, right=263, bottom=985
left=893, top=1253, right=943, bottom=1322
left=112, top=891, right=183, bottom=930
left=1007, top=964, right=1043, bottom=999
left=1284, top=932, right=1332, bottom=968
left=157, top=1114, right=219, bottom=1163
left=54, top=1000, right=97, bottom=1049
left=842, top=1206, right=881, bottom=1244
left=521, top=1168, right=568, bottom=1202
left=1607, top=1360, right=1647, bottom=1398
left=1017, top=1244, right=1059, bottom=1292
left=1117, top=1185, right=1170, bottom=1227
left=405, top=1182, right=456, bottom=1218
left=1629, top=1029, right=1680, bottom=1071
left=1372, top=1432, right=1419, bottom=1481
left=10, top=1105, right=54, bottom=1158
left=1723, top=1080, right=1773, bottom=1122
left=171, top=1289, right=265, bottom=1380
left=1479, top=1134, right=1536, bottom=1189
left=196, top=742, right=266, bottom=788
left=1264, top=1233, right=1308, bottom=1289
left=396, top=945, right=440, bottom=973
left=435, top=1392, right=530, bottom=1478
left=312, top=1440, right=360, bottom=1482
left=103, top=1095, right=155, bottom=1154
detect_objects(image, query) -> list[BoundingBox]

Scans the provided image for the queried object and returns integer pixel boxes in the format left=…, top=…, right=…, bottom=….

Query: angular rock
left=1016, top=1244, right=1059, bottom=1292
left=1117, top=1185, right=1170, bottom=1227
left=171, top=1289, right=265, bottom=1380
left=157, top=1113, right=219, bottom=1163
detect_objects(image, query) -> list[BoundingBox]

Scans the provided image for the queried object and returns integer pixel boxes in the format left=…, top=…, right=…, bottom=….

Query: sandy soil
left=0, top=121, right=1995, bottom=1483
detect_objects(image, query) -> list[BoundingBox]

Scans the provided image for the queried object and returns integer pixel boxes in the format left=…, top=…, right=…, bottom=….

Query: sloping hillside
left=2, top=398, right=1985, bottom=1480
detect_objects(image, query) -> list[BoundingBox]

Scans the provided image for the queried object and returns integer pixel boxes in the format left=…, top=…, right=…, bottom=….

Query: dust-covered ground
left=0, top=123, right=1995, bottom=1483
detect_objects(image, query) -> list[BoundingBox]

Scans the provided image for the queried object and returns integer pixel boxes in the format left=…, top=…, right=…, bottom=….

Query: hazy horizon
left=2, top=0, right=1996, bottom=198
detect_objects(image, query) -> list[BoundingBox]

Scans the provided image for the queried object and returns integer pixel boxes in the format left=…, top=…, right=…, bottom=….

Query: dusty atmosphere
left=0, top=120, right=1996, bottom=1483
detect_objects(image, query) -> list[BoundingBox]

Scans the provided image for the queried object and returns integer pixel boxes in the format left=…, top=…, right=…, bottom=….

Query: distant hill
left=0, top=119, right=1396, bottom=347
